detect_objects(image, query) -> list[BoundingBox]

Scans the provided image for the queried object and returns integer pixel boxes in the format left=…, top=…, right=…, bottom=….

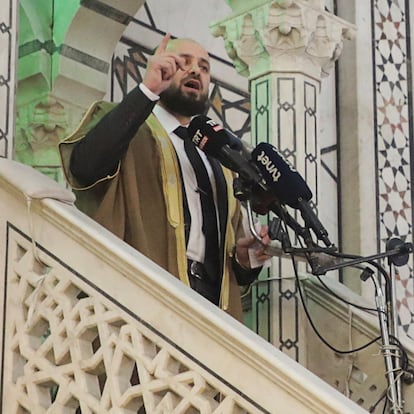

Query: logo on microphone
left=255, top=150, right=282, bottom=183
left=206, top=118, right=223, bottom=133
left=192, top=128, right=209, bottom=150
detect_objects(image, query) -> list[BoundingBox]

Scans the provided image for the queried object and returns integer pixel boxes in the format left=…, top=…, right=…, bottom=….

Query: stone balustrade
left=0, top=159, right=369, bottom=413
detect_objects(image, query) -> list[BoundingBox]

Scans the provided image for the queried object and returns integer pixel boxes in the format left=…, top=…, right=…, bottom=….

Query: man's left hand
left=234, top=225, right=271, bottom=269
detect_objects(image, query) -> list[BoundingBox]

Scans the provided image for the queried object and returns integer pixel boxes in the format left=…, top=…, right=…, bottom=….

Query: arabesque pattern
left=1, top=225, right=264, bottom=413
left=373, top=0, right=414, bottom=337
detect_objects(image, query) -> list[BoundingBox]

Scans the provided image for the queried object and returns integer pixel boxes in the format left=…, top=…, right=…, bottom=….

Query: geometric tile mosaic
left=373, top=0, right=414, bottom=337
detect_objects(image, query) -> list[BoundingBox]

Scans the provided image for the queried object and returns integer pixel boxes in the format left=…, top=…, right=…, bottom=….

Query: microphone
left=187, top=115, right=264, bottom=188
left=188, top=116, right=332, bottom=248
left=251, top=142, right=332, bottom=247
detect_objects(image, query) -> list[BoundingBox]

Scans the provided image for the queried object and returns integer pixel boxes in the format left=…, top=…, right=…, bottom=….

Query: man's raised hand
left=143, top=33, right=185, bottom=95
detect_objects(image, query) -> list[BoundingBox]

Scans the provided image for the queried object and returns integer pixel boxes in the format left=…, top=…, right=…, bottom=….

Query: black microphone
left=251, top=142, right=332, bottom=247
left=187, top=115, right=264, bottom=188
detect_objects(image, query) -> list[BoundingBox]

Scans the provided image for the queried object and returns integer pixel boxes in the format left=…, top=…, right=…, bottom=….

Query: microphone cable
left=281, top=216, right=411, bottom=413
left=314, top=273, right=379, bottom=314
left=279, top=217, right=384, bottom=355
left=290, top=246, right=382, bottom=355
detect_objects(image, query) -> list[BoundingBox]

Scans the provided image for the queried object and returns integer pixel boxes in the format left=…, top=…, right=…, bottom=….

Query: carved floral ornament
left=212, top=0, right=356, bottom=79
left=19, top=97, right=68, bottom=153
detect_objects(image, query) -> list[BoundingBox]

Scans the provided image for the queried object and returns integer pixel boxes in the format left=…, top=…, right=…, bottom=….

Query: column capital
left=212, top=0, right=356, bottom=80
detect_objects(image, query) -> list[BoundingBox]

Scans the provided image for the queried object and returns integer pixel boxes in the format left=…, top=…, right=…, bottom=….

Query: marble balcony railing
left=0, top=158, right=379, bottom=413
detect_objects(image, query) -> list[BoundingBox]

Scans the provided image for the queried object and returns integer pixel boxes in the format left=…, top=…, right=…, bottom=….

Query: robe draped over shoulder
left=59, top=101, right=246, bottom=320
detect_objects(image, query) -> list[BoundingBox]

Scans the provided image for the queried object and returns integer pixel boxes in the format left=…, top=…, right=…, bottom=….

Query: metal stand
left=369, top=271, right=402, bottom=413
left=243, top=199, right=412, bottom=413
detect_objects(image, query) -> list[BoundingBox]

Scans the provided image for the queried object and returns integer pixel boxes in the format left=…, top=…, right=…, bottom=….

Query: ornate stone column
left=211, top=0, right=355, bottom=361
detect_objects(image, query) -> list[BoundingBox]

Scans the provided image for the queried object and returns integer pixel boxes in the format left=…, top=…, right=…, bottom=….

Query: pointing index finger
left=155, top=33, right=171, bottom=55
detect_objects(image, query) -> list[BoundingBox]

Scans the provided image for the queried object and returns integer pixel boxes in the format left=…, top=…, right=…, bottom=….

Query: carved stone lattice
left=2, top=226, right=259, bottom=413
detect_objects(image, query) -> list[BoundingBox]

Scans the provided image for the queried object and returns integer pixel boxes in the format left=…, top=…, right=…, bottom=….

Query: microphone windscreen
left=251, top=143, right=312, bottom=208
left=188, top=115, right=231, bottom=156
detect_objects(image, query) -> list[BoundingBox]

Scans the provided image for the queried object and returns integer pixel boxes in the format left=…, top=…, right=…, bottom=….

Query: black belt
left=187, top=260, right=220, bottom=305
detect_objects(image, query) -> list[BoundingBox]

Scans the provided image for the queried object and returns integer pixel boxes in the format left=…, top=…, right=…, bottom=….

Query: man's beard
left=160, top=85, right=208, bottom=117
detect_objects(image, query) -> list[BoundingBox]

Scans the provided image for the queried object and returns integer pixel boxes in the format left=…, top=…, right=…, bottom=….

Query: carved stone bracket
left=211, top=0, right=356, bottom=80
left=14, top=94, right=74, bottom=184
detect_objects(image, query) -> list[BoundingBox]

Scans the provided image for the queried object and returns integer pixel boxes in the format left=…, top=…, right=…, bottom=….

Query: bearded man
left=59, top=34, right=270, bottom=321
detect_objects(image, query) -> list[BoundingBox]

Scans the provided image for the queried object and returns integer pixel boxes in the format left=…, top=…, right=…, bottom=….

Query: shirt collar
left=153, top=104, right=187, bottom=135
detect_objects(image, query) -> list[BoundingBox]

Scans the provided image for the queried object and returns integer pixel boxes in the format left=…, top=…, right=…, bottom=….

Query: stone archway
left=53, top=0, right=146, bottom=108
left=15, top=0, right=146, bottom=180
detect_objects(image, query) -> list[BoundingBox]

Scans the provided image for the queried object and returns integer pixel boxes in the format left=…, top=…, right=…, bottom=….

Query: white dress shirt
left=139, top=82, right=219, bottom=263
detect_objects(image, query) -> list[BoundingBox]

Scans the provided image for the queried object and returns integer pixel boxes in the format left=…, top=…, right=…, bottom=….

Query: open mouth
left=183, top=79, right=201, bottom=91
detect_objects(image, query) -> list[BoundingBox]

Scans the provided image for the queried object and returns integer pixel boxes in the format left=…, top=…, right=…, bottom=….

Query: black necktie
left=174, top=126, right=220, bottom=281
